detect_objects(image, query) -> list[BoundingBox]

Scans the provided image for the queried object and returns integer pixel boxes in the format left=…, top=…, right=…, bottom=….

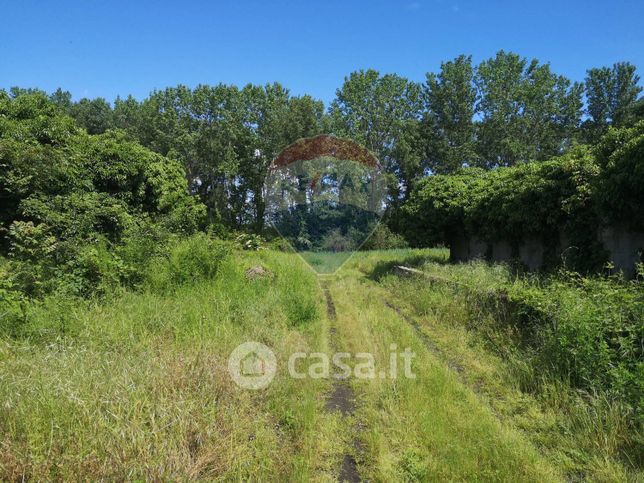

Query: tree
left=0, top=92, right=205, bottom=265
left=251, top=86, right=326, bottom=230
left=119, top=83, right=326, bottom=230
left=113, top=95, right=144, bottom=135
left=329, top=70, right=423, bottom=199
left=70, top=97, right=114, bottom=134
left=584, top=62, right=642, bottom=140
left=475, top=51, right=582, bottom=167
left=49, top=88, right=72, bottom=111
left=423, top=55, right=477, bottom=174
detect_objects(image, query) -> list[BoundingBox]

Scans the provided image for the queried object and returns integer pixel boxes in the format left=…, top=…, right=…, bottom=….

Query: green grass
left=298, top=250, right=356, bottom=274
left=0, top=250, right=344, bottom=480
left=299, top=247, right=449, bottom=274
left=349, top=249, right=643, bottom=481
left=2, top=247, right=641, bottom=480
left=326, top=268, right=561, bottom=481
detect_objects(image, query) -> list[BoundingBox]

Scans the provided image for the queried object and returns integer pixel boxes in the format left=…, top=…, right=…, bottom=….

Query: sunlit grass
left=2, top=247, right=639, bottom=480
left=355, top=248, right=642, bottom=481
left=0, top=251, right=343, bottom=480
left=326, top=271, right=560, bottom=481
left=298, top=251, right=354, bottom=274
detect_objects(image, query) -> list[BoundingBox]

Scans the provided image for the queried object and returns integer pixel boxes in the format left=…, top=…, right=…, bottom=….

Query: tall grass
left=358, top=251, right=643, bottom=480
left=325, top=269, right=561, bottom=481
left=0, top=247, right=340, bottom=480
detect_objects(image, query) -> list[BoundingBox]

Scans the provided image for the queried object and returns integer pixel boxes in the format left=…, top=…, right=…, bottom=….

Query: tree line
left=7, top=50, right=643, bottom=231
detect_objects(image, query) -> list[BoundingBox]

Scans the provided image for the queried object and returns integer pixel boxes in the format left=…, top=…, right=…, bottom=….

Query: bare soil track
left=323, top=283, right=362, bottom=483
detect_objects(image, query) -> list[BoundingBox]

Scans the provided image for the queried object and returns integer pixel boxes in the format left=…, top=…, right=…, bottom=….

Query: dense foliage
left=1, top=52, right=641, bottom=298
left=0, top=54, right=642, bottom=479
left=0, top=92, right=206, bottom=298
left=371, top=252, right=642, bottom=477
left=595, top=120, right=644, bottom=229
left=399, top=259, right=644, bottom=414
left=401, top=122, right=644, bottom=272
left=7, top=51, right=637, bottom=232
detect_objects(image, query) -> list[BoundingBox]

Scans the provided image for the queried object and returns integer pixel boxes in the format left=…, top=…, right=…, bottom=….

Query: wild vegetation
left=352, top=250, right=642, bottom=480
left=400, top=121, right=644, bottom=272
left=1, top=51, right=642, bottom=480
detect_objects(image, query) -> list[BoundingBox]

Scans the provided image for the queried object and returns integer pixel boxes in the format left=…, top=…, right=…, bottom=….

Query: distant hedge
left=401, top=121, right=644, bottom=272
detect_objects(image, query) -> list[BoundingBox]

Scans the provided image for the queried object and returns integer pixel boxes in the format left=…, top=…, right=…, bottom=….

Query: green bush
left=400, top=168, right=486, bottom=247
left=362, top=223, right=409, bottom=250
left=144, top=234, right=231, bottom=292
left=266, top=236, right=295, bottom=252
left=0, top=92, right=207, bottom=298
left=408, top=261, right=644, bottom=410
left=401, top=144, right=619, bottom=272
left=320, top=228, right=355, bottom=252
left=235, top=233, right=265, bottom=251
left=530, top=274, right=644, bottom=406
left=0, top=260, right=26, bottom=336
left=499, top=272, right=643, bottom=411
left=595, top=121, right=644, bottom=229
left=402, top=124, right=644, bottom=274
left=115, top=220, right=172, bottom=288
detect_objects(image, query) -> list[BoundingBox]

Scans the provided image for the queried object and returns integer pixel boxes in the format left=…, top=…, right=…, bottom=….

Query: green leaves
left=594, top=121, right=644, bottom=228
left=584, top=62, right=642, bottom=139
left=423, top=55, right=478, bottom=174
left=0, top=93, right=207, bottom=296
left=403, top=147, right=604, bottom=263
left=475, top=51, right=583, bottom=167
left=329, top=69, right=423, bottom=198
left=403, top=122, right=644, bottom=272
left=119, top=83, right=326, bottom=229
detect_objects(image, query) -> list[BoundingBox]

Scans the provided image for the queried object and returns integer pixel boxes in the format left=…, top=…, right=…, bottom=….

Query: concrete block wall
left=449, top=226, right=644, bottom=278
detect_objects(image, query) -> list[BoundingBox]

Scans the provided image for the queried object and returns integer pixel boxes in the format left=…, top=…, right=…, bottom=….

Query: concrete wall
left=449, top=227, right=644, bottom=278
left=518, top=238, right=544, bottom=271
left=599, top=226, right=644, bottom=278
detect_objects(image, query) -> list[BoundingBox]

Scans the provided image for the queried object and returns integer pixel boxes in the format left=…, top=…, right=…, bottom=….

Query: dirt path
left=320, top=271, right=561, bottom=481
left=322, top=283, right=362, bottom=483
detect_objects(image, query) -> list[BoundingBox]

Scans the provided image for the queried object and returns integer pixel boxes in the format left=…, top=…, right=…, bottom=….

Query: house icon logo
left=228, top=342, right=277, bottom=389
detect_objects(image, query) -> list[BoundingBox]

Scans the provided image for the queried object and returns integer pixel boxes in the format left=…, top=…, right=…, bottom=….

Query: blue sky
left=2, top=0, right=643, bottom=105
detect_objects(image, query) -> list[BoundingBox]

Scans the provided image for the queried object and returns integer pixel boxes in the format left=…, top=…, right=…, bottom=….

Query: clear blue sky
left=2, top=0, right=643, bottom=105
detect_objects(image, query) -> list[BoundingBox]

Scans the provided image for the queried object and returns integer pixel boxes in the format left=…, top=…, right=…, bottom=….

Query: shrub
left=0, top=93, right=208, bottom=298
left=267, top=236, right=295, bottom=252
left=594, top=121, right=644, bottom=229
left=7, top=221, right=57, bottom=296
left=0, top=260, right=26, bottom=336
left=65, top=239, right=126, bottom=296
left=416, top=261, right=644, bottom=410
left=531, top=274, right=644, bottom=406
left=320, top=228, right=355, bottom=252
left=235, top=233, right=265, bottom=251
left=115, top=220, right=172, bottom=288
left=361, top=223, right=409, bottom=250
left=402, top=146, right=612, bottom=272
left=402, top=124, right=644, bottom=274
left=144, top=234, right=231, bottom=292
left=400, top=168, right=486, bottom=247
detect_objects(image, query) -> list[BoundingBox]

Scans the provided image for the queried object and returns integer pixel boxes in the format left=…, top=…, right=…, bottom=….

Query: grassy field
left=298, top=251, right=358, bottom=274
left=349, top=249, right=643, bottom=481
left=0, top=251, right=344, bottom=480
left=1, top=248, right=641, bottom=480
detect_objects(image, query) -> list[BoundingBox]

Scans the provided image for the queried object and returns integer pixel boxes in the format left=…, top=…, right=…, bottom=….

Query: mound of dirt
left=245, top=265, right=272, bottom=280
